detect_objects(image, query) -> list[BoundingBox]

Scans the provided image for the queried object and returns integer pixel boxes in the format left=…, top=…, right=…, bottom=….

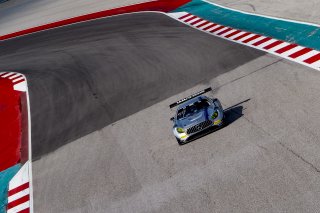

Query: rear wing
left=169, top=87, right=212, bottom=108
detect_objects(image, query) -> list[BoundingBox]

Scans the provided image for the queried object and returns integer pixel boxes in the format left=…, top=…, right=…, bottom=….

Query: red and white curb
left=0, top=72, right=27, bottom=92
left=7, top=162, right=33, bottom=213
left=0, top=72, right=33, bottom=213
left=168, top=12, right=320, bottom=71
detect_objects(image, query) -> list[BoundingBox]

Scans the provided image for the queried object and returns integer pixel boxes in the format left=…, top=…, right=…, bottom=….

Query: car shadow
left=224, top=105, right=243, bottom=126
left=223, top=98, right=250, bottom=126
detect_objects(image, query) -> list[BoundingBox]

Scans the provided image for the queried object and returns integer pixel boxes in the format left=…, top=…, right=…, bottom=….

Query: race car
left=170, top=88, right=224, bottom=145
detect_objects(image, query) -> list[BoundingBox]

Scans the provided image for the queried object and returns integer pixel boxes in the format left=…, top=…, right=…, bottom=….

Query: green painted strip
left=0, top=164, right=20, bottom=213
left=173, top=0, right=320, bottom=51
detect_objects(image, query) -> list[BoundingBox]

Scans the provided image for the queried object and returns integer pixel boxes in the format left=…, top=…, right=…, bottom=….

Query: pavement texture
left=0, top=0, right=145, bottom=35
left=0, top=12, right=319, bottom=212
left=33, top=50, right=320, bottom=212
left=208, top=0, right=320, bottom=24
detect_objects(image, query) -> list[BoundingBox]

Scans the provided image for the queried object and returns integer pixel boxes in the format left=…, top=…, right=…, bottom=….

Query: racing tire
left=176, top=138, right=184, bottom=145
left=221, top=114, right=227, bottom=127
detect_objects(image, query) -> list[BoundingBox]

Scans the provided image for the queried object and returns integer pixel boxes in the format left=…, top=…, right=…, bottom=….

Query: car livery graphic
left=170, top=88, right=224, bottom=145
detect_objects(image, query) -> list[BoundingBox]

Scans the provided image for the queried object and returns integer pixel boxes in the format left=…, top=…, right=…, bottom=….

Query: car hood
left=176, top=109, right=211, bottom=129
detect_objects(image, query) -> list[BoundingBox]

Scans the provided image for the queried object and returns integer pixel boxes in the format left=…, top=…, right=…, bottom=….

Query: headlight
left=211, top=111, right=218, bottom=119
left=176, top=127, right=185, bottom=133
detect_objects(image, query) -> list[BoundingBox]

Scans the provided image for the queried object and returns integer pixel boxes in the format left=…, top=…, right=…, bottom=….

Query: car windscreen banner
left=169, top=87, right=212, bottom=108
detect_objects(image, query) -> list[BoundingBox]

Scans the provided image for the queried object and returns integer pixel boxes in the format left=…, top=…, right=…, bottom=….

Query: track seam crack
left=225, top=102, right=320, bottom=174
left=213, top=58, right=283, bottom=91
left=278, top=142, right=320, bottom=173
left=211, top=57, right=320, bottom=173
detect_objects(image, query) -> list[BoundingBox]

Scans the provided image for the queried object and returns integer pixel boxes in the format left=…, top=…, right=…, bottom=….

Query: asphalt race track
left=2, top=12, right=320, bottom=213
left=0, top=12, right=263, bottom=160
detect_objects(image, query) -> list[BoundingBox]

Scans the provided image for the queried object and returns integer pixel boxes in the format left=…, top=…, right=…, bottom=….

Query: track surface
left=0, top=12, right=262, bottom=160
left=2, top=12, right=320, bottom=212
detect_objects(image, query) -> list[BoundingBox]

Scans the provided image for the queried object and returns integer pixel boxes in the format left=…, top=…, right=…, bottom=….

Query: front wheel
left=176, top=138, right=184, bottom=145
left=221, top=114, right=227, bottom=127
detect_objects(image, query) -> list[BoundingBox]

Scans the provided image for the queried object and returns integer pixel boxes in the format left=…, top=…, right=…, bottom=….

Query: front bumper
left=176, top=117, right=224, bottom=142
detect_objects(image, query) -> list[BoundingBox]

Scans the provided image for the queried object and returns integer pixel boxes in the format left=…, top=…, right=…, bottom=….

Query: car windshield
left=177, top=99, right=209, bottom=120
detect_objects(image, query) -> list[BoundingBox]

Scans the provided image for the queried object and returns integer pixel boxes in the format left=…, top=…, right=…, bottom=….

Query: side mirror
left=170, top=117, right=174, bottom=121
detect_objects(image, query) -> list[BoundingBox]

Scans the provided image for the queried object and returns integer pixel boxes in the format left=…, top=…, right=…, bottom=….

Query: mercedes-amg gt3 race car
left=170, top=88, right=224, bottom=145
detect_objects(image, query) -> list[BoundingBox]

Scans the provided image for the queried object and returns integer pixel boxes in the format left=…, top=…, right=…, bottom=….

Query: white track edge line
left=168, top=12, right=320, bottom=71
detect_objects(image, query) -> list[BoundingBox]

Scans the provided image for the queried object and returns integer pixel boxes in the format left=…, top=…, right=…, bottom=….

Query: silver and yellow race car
left=170, top=88, right=224, bottom=145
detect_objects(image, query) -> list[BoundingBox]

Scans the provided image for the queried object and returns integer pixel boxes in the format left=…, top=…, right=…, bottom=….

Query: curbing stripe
left=184, top=15, right=197, bottom=22
left=168, top=12, right=320, bottom=71
left=178, top=13, right=191, bottom=19
left=13, top=79, right=25, bottom=85
left=8, top=188, right=30, bottom=203
left=196, top=20, right=210, bottom=28
left=233, top=32, right=250, bottom=41
left=202, top=23, right=216, bottom=30
left=258, top=39, right=279, bottom=48
left=305, top=53, right=320, bottom=64
left=263, top=40, right=284, bottom=50
left=0, top=72, right=26, bottom=90
left=288, top=48, right=312, bottom=59
left=282, top=46, right=305, bottom=57
left=1, top=72, right=33, bottom=212
left=225, top=30, right=241, bottom=38
left=188, top=17, right=201, bottom=24
left=276, top=44, right=298, bottom=54
left=7, top=195, right=29, bottom=210
left=8, top=74, right=22, bottom=80
left=8, top=183, right=29, bottom=197
left=228, top=31, right=246, bottom=40
left=214, top=27, right=229, bottom=34
left=252, top=37, right=272, bottom=46
left=269, top=42, right=290, bottom=52
left=193, top=20, right=206, bottom=26
left=206, top=24, right=220, bottom=31
left=7, top=201, right=30, bottom=213
left=190, top=18, right=203, bottom=25
left=297, top=50, right=319, bottom=61
left=7, top=159, right=32, bottom=213
left=237, top=33, right=255, bottom=42
left=200, top=22, right=215, bottom=29
left=242, top=34, right=261, bottom=43
left=217, top=27, right=232, bottom=35
left=179, top=14, right=193, bottom=21
left=209, top=25, right=224, bottom=33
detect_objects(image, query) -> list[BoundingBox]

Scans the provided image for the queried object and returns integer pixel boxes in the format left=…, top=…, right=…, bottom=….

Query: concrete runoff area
left=1, top=12, right=320, bottom=212
left=207, top=0, right=320, bottom=24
